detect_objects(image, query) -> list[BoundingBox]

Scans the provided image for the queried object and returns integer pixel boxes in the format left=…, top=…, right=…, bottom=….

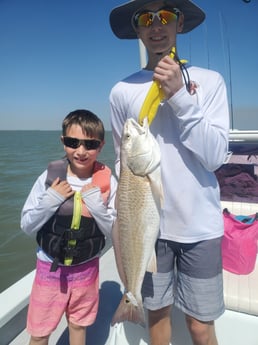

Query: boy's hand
left=51, top=177, right=75, bottom=199
left=81, top=182, right=98, bottom=194
left=153, top=55, right=184, bottom=99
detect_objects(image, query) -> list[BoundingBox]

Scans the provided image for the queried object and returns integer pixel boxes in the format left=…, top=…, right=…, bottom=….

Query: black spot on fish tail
left=111, top=293, right=146, bottom=328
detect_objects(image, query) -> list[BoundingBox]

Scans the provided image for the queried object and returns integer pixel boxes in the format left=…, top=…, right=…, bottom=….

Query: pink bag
left=222, top=208, right=258, bottom=275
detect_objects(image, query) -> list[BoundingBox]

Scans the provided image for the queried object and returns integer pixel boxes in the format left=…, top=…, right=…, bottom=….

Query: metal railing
left=229, top=130, right=258, bottom=142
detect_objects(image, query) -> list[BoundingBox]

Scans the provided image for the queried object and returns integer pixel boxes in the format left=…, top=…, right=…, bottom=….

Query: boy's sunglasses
left=134, top=8, right=179, bottom=27
left=63, top=136, right=101, bottom=150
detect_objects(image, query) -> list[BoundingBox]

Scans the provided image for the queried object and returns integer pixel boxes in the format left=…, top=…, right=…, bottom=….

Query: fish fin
left=146, top=250, right=157, bottom=273
left=112, top=220, right=127, bottom=287
left=111, top=292, right=146, bottom=328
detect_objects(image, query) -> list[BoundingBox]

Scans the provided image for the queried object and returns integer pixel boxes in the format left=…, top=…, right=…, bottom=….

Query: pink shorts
left=27, top=258, right=99, bottom=337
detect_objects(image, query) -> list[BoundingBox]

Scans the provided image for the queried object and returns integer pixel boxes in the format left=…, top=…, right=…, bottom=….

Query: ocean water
left=0, top=130, right=116, bottom=293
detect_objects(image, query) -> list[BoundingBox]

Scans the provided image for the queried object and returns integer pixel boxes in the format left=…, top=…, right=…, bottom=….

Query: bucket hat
left=110, top=0, right=205, bottom=39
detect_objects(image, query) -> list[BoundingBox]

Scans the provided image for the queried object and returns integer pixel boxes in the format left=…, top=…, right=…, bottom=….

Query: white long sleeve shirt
left=110, top=66, right=229, bottom=243
left=21, top=168, right=117, bottom=262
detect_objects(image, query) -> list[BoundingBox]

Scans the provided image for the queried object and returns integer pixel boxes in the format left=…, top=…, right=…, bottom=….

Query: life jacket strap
left=64, top=191, right=82, bottom=266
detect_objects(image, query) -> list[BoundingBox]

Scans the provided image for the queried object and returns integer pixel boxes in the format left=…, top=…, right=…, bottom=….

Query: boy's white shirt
left=21, top=169, right=117, bottom=262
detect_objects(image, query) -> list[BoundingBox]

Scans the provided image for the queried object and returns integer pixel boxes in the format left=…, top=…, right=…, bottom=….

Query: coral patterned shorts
left=27, top=258, right=99, bottom=337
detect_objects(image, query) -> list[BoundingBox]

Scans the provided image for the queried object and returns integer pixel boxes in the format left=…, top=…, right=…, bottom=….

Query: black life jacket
left=36, top=159, right=111, bottom=271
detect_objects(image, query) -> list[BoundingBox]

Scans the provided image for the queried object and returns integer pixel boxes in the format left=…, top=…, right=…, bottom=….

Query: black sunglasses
left=63, top=137, right=101, bottom=150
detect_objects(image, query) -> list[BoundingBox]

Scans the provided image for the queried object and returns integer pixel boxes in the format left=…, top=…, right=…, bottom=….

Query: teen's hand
left=51, top=177, right=74, bottom=199
left=153, top=55, right=184, bottom=99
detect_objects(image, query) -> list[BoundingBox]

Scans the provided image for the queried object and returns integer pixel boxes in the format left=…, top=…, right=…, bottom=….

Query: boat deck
left=3, top=246, right=258, bottom=345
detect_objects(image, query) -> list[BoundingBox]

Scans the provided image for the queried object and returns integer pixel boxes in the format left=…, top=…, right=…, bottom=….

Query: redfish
left=112, top=118, right=163, bottom=327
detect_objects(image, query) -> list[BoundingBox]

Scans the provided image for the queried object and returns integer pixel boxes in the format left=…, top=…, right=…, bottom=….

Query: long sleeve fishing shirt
left=110, top=65, right=229, bottom=243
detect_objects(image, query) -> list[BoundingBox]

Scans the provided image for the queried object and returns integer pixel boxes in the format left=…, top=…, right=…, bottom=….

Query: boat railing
left=0, top=270, right=35, bottom=344
left=229, top=129, right=258, bottom=141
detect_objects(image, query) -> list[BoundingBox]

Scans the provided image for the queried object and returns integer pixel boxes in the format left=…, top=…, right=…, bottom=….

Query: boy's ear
left=98, top=140, right=105, bottom=152
left=177, top=13, right=184, bottom=33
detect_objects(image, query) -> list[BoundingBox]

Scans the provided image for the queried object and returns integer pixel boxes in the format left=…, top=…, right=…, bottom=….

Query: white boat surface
left=1, top=233, right=258, bottom=345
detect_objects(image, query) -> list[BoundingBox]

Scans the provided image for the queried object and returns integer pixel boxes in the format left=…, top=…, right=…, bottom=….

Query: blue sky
left=0, top=0, right=257, bottom=131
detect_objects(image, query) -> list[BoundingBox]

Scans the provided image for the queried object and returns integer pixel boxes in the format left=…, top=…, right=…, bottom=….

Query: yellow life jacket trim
left=64, top=191, right=82, bottom=266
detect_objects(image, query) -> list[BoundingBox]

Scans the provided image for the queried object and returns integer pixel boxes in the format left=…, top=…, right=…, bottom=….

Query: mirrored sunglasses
left=134, top=8, right=179, bottom=27
left=63, top=137, right=101, bottom=150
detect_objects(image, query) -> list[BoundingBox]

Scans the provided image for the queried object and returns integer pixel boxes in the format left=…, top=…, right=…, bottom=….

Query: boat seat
left=223, top=258, right=258, bottom=316
left=221, top=201, right=258, bottom=316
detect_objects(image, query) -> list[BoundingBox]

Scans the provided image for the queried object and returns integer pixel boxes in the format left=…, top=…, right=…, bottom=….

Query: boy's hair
left=62, top=109, right=105, bottom=141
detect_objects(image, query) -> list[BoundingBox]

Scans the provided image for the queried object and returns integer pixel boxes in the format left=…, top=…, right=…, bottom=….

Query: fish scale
left=118, top=168, right=159, bottom=287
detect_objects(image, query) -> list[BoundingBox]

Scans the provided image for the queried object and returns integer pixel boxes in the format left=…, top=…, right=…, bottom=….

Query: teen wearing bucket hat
left=109, top=1, right=229, bottom=345
left=110, top=0, right=205, bottom=38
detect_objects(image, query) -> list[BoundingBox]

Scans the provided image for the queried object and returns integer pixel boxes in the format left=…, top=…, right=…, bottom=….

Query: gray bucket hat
left=110, top=0, right=205, bottom=39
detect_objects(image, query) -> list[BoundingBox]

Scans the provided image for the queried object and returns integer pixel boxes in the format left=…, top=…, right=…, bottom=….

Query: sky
left=0, top=0, right=258, bottom=131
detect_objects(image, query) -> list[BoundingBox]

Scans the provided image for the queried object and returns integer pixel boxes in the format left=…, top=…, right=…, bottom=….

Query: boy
left=21, top=109, right=117, bottom=345
left=109, top=1, right=229, bottom=344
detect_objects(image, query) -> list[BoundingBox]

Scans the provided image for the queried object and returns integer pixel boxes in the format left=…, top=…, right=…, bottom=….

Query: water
left=0, top=130, right=116, bottom=293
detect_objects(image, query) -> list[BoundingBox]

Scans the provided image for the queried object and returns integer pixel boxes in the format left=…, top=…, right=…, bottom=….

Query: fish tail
left=111, top=292, right=146, bottom=327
